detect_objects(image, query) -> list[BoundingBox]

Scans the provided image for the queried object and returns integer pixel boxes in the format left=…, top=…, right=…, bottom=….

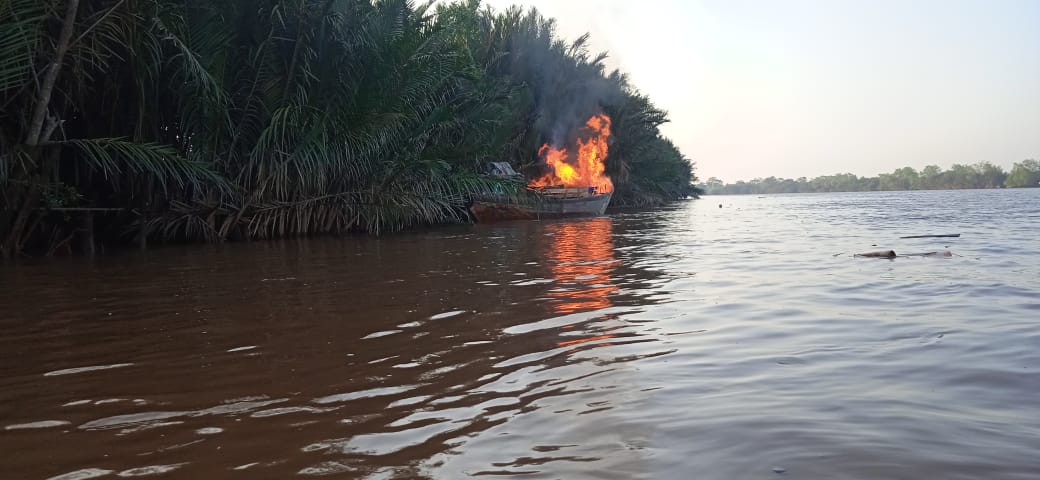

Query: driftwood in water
left=854, top=250, right=954, bottom=258
left=855, top=250, right=896, bottom=258
left=899, top=234, right=960, bottom=239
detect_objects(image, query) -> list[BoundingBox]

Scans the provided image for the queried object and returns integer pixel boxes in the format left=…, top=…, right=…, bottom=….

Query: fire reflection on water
left=543, top=218, right=620, bottom=350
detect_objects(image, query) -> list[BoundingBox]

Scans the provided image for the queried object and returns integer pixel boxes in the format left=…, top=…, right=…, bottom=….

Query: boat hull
left=469, top=192, right=612, bottom=222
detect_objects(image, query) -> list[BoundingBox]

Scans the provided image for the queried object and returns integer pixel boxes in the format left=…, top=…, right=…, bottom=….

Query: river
left=2, top=189, right=1039, bottom=479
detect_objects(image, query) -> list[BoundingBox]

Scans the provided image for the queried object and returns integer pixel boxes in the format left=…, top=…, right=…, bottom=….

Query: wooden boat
left=469, top=186, right=612, bottom=222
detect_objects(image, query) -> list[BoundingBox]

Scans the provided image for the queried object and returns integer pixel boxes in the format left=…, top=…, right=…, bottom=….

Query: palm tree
left=154, top=0, right=517, bottom=239
left=1, top=0, right=224, bottom=257
left=2, top=0, right=698, bottom=257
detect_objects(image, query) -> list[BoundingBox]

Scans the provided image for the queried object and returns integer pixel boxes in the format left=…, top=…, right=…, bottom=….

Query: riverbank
left=1, top=1, right=696, bottom=259
left=700, top=160, right=1039, bottom=195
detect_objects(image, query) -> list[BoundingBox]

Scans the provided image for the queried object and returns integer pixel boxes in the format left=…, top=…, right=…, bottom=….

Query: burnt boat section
left=469, top=186, right=612, bottom=222
left=469, top=112, right=616, bottom=223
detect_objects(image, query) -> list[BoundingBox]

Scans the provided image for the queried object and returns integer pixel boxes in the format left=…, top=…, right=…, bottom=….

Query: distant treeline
left=1, top=0, right=697, bottom=257
left=700, top=160, right=1040, bottom=195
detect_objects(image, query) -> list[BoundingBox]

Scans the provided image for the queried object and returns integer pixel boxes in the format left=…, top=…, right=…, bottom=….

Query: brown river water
left=2, top=189, right=1039, bottom=480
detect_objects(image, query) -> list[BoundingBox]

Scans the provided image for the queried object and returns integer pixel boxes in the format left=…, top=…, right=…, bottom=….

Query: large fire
left=528, top=114, right=614, bottom=194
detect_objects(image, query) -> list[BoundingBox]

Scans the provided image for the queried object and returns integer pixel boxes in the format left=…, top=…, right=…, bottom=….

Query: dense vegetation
left=0, top=0, right=697, bottom=257
left=701, top=160, right=1040, bottom=195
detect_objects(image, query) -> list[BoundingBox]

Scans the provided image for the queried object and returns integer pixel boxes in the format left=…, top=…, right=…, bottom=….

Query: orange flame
left=528, top=114, right=614, bottom=194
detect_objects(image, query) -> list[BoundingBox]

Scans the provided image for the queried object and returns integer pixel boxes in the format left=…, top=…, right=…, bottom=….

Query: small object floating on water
left=855, top=250, right=896, bottom=258
left=854, top=250, right=954, bottom=258
left=772, top=466, right=787, bottom=474
left=899, top=233, right=960, bottom=239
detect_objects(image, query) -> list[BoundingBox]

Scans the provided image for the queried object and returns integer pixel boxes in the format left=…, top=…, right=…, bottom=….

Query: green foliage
left=1, top=0, right=696, bottom=256
left=0, top=0, right=44, bottom=93
left=701, top=161, right=1035, bottom=195
left=1004, top=160, right=1039, bottom=188
left=445, top=3, right=697, bottom=206
left=63, top=138, right=226, bottom=192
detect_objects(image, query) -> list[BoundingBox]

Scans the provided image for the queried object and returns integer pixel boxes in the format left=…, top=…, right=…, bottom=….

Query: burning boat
left=469, top=114, right=614, bottom=222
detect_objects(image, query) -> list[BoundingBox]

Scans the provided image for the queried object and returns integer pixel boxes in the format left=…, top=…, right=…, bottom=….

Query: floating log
left=854, top=250, right=954, bottom=258
left=855, top=250, right=896, bottom=258
left=899, top=234, right=960, bottom=239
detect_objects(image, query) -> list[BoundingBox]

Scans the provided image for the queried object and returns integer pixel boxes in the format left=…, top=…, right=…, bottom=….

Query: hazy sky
left=480, top=0, right=1040, bottom=182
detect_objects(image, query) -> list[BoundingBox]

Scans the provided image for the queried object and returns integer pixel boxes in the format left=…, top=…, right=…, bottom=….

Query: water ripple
left=1, top=190, right=1038, bottom=479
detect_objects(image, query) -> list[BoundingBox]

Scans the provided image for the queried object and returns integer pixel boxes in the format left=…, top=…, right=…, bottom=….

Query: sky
left=478, top=0, right=1040, bottom=182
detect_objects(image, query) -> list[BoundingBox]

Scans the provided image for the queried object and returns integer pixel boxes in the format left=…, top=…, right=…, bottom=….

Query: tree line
left=0, top=0, right=698, bottom=257
left=701, top=160, right=1040, bottom=195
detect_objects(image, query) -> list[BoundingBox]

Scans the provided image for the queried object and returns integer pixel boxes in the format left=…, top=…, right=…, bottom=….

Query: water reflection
left=542, top=218, right=619, bottom=315
left=540, top=219, right=624, bottom=352
left=12, top=191, right=1038, bottom=479
left=0, top=216, right=679, bottom=479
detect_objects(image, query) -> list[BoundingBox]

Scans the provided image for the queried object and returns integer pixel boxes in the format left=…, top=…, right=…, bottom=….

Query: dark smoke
left=508, top=9, right=624, bottom=149
left=538, top=74, right=620, bottom=147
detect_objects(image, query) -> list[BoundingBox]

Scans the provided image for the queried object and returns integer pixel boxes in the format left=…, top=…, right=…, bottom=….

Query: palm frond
left=61, top=138, right=227, bottom=193
left=0, top=0, right=44, bottom=93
